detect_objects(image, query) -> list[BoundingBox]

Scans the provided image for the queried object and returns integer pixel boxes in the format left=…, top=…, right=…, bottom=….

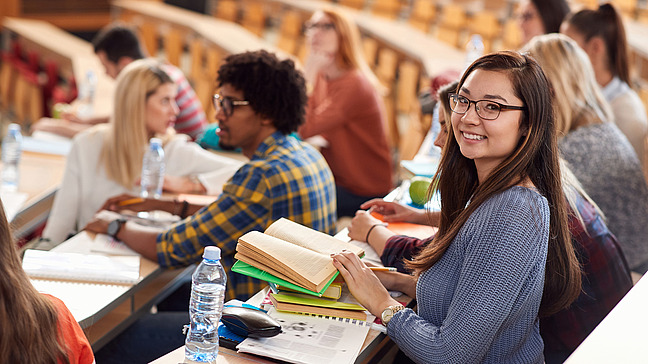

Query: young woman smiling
left=332, top=52, right=581, bottom=363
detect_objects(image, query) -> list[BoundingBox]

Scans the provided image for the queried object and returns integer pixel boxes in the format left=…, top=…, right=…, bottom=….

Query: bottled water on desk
left=140, top=138, right=165, bottom=198
left=76, top=70, right=97, bottom=119
left=185, top=246, right=227, bottom=363
left=2, top=123, right=23, bottom=192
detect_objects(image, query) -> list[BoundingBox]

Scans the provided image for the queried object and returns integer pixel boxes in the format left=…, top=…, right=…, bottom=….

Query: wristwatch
left=381, top=304, right=405, bottom=326
left=107, top=218, right=127, bottom=239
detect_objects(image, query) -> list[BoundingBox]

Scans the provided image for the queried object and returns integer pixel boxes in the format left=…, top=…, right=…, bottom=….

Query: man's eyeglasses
left=304, top=21, right=335, bottom=33
left=448, top=93, right=526, bottom=120
left=213, top=94, right=249, bottom=117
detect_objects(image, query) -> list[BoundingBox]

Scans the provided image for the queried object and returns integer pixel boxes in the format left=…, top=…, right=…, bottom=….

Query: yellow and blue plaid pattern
left=156, top=132, right=337, bottom=300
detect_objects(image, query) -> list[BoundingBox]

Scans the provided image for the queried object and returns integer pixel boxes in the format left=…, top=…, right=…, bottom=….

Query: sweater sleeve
left=387, top=190, right=549, bottom=363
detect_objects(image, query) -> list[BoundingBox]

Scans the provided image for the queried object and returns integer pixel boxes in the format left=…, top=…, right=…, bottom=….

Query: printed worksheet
left=236, top=308, right=372, bottom=364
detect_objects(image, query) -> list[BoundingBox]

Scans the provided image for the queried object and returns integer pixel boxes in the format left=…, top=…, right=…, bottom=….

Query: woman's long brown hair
left=408, top=52, right=581, bottom=317
left=0, top=201, right=70, bottom=363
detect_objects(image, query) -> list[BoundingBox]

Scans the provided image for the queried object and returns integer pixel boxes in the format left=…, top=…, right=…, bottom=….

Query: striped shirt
left=161, top=64, right=207, bottom=140
left=156, top=132, right=337, bottom=300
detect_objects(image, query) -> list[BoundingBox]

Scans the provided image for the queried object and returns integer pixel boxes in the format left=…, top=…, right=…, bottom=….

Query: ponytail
left=565, top=3, right=630, bottom=84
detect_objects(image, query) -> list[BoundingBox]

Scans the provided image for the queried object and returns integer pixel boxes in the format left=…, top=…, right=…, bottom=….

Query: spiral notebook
left=236, top=307, right=374, bottom=364
left=22, top=249, right=140, bottom=284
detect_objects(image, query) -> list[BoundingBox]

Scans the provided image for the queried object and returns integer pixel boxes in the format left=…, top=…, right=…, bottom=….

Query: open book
left=234, top=218, right=364, bottom=295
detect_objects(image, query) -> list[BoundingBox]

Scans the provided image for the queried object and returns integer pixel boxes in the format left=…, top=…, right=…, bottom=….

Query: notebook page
left=31, top=279, right=130, bottom=323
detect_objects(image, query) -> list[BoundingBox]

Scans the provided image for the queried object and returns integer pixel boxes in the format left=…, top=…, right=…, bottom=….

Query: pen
left=117, top=197, right=145, bottom=207
left=369, top=267, right=397, bottom=272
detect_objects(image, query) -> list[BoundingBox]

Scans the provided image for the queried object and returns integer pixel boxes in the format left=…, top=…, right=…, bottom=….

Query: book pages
left=265, top=218, right=364, bottom=257
left=238, top=232, right=336, bottom=291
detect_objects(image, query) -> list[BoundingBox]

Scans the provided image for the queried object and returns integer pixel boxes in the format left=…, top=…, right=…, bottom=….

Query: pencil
left=369, top=267, right=397, bottom=272
left=117, top=197, right=145, bottom=207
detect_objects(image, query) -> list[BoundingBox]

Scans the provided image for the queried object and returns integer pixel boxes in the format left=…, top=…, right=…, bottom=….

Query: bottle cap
left=149, top=138, right=162, bottom=148
left=203, top=246, right=221, bottom=260
left=8, top=123, right=21, bottom=132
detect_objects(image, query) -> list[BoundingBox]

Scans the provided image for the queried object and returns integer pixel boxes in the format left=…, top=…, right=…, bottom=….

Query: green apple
left=409, top=176, right=433, bottom=206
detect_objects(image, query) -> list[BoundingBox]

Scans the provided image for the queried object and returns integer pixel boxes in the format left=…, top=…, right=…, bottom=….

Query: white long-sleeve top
left=42, top=126, right=243, bottom=245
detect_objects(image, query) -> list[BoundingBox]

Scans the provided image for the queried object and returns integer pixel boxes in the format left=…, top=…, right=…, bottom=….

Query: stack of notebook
left=232, top=218, right=365, bottom=297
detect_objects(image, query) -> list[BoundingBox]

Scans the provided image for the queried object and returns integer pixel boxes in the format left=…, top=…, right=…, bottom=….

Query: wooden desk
left=2, top=17, right=115, bottom=116
left=625, top=19, right=648, bottom=82
left=565, top=273, right=648, bottom=363
left=111, top=0, right=288, bottom=58
left=5, top=150, right=66, bottom=240
left=267, top=0, right=464, bottom=77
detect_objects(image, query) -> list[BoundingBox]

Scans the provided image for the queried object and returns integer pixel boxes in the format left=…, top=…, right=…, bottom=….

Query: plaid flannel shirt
left=156, top=132, right=337, bottom=300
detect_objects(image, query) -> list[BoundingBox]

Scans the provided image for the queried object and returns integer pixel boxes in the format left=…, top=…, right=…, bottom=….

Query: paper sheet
left=237, top=308, right=371, bottom=364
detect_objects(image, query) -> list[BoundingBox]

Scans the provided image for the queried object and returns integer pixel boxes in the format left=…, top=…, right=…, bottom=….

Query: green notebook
left=231, top=260, right=339, bottom=297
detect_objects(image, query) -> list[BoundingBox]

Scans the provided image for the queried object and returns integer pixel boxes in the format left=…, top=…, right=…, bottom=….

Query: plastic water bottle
left=465, top=34, right=485, bottom=69
left=2, top=123, right=23, bottom=192
left=77, top=70, right=97, bottom=119
left=185, top=246, right=227, bottom=363
left=140, top=138, right=165, bottom=198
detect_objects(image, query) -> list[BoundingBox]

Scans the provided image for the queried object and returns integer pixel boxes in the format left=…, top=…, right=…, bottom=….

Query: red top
left=300, top=70, right=393, bottom=197
left=45, top=294, right=95, bottom=364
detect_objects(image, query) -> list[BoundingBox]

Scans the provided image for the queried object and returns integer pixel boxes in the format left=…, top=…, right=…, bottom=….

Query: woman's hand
left=331, top=251, right=399, bottom=317
left=304, top=50, right=335, bottom=84
left=361, top=199, right=430, bottom=225
left=347, top=210, right=383, bottom=242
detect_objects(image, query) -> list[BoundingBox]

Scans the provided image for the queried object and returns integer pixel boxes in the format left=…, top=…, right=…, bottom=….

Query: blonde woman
left=41, top=59, right=241, bottom=246
left=524, top=34, right=648, bottom=273
left=298, top=8, right=392, bottom=217
left=0, top=200, right=94, bottom=364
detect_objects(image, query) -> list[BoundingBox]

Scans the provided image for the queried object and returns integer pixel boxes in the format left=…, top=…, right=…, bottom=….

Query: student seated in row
left=298, top=8, right=393, bottom=217
left=561, top=3, right=648, bottom=166
left=333, top=51, right=582, bottom=363
left=355, top=80, right=632, bottom=363
left=524, top=34, right=648, bottom=274
left=85, top=50, right=337, bottom=302
left=33, top=23, right=207, bottom=141
left=0, top=200, right=94, bottom=364
left=39, top=59, right=242, bottom=247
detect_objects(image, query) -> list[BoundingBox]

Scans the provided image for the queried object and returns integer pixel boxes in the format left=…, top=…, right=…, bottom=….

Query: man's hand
left=84, top=210, right=122, bottom=235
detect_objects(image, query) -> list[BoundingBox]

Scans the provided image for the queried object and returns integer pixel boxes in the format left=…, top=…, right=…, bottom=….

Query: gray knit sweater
left=560, top=122, right=648, bottom=272
left=387, top=187, right=548, bottom=364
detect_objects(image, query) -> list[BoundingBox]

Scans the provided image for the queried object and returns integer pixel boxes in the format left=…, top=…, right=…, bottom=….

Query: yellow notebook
left=269, top=292, right=367, bottom=321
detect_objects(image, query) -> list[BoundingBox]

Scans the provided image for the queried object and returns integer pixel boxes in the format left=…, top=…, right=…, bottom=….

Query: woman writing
left=561, top=3, right=648, bottom=165
left=298, top=8, right=393, bottom=217
left=0, top=200, right=94, bottom=364
left=333, top=52, right=581, bottom=363
left=41, top=59, right=241, bottom=246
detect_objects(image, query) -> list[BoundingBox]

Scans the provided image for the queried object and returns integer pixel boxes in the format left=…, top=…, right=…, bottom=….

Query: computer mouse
left=221, top=306, right=282, bottom=338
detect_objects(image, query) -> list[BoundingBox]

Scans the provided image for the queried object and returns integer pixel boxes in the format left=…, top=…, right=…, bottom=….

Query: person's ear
left=116, top=56, right=134, bottom=73
left=584, top=36, right=605, bottom=59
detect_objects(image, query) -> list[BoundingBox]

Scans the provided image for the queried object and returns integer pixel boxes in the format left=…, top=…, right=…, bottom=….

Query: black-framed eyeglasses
left=213, top=93, right=249, bottom=117
left=448, top=93, right=526, bottom=120
left=304, top=21, right=335, bottom=33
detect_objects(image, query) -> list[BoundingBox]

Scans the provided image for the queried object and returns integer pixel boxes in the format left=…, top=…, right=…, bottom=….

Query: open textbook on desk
left=233, top=218, right=364, bottom=296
